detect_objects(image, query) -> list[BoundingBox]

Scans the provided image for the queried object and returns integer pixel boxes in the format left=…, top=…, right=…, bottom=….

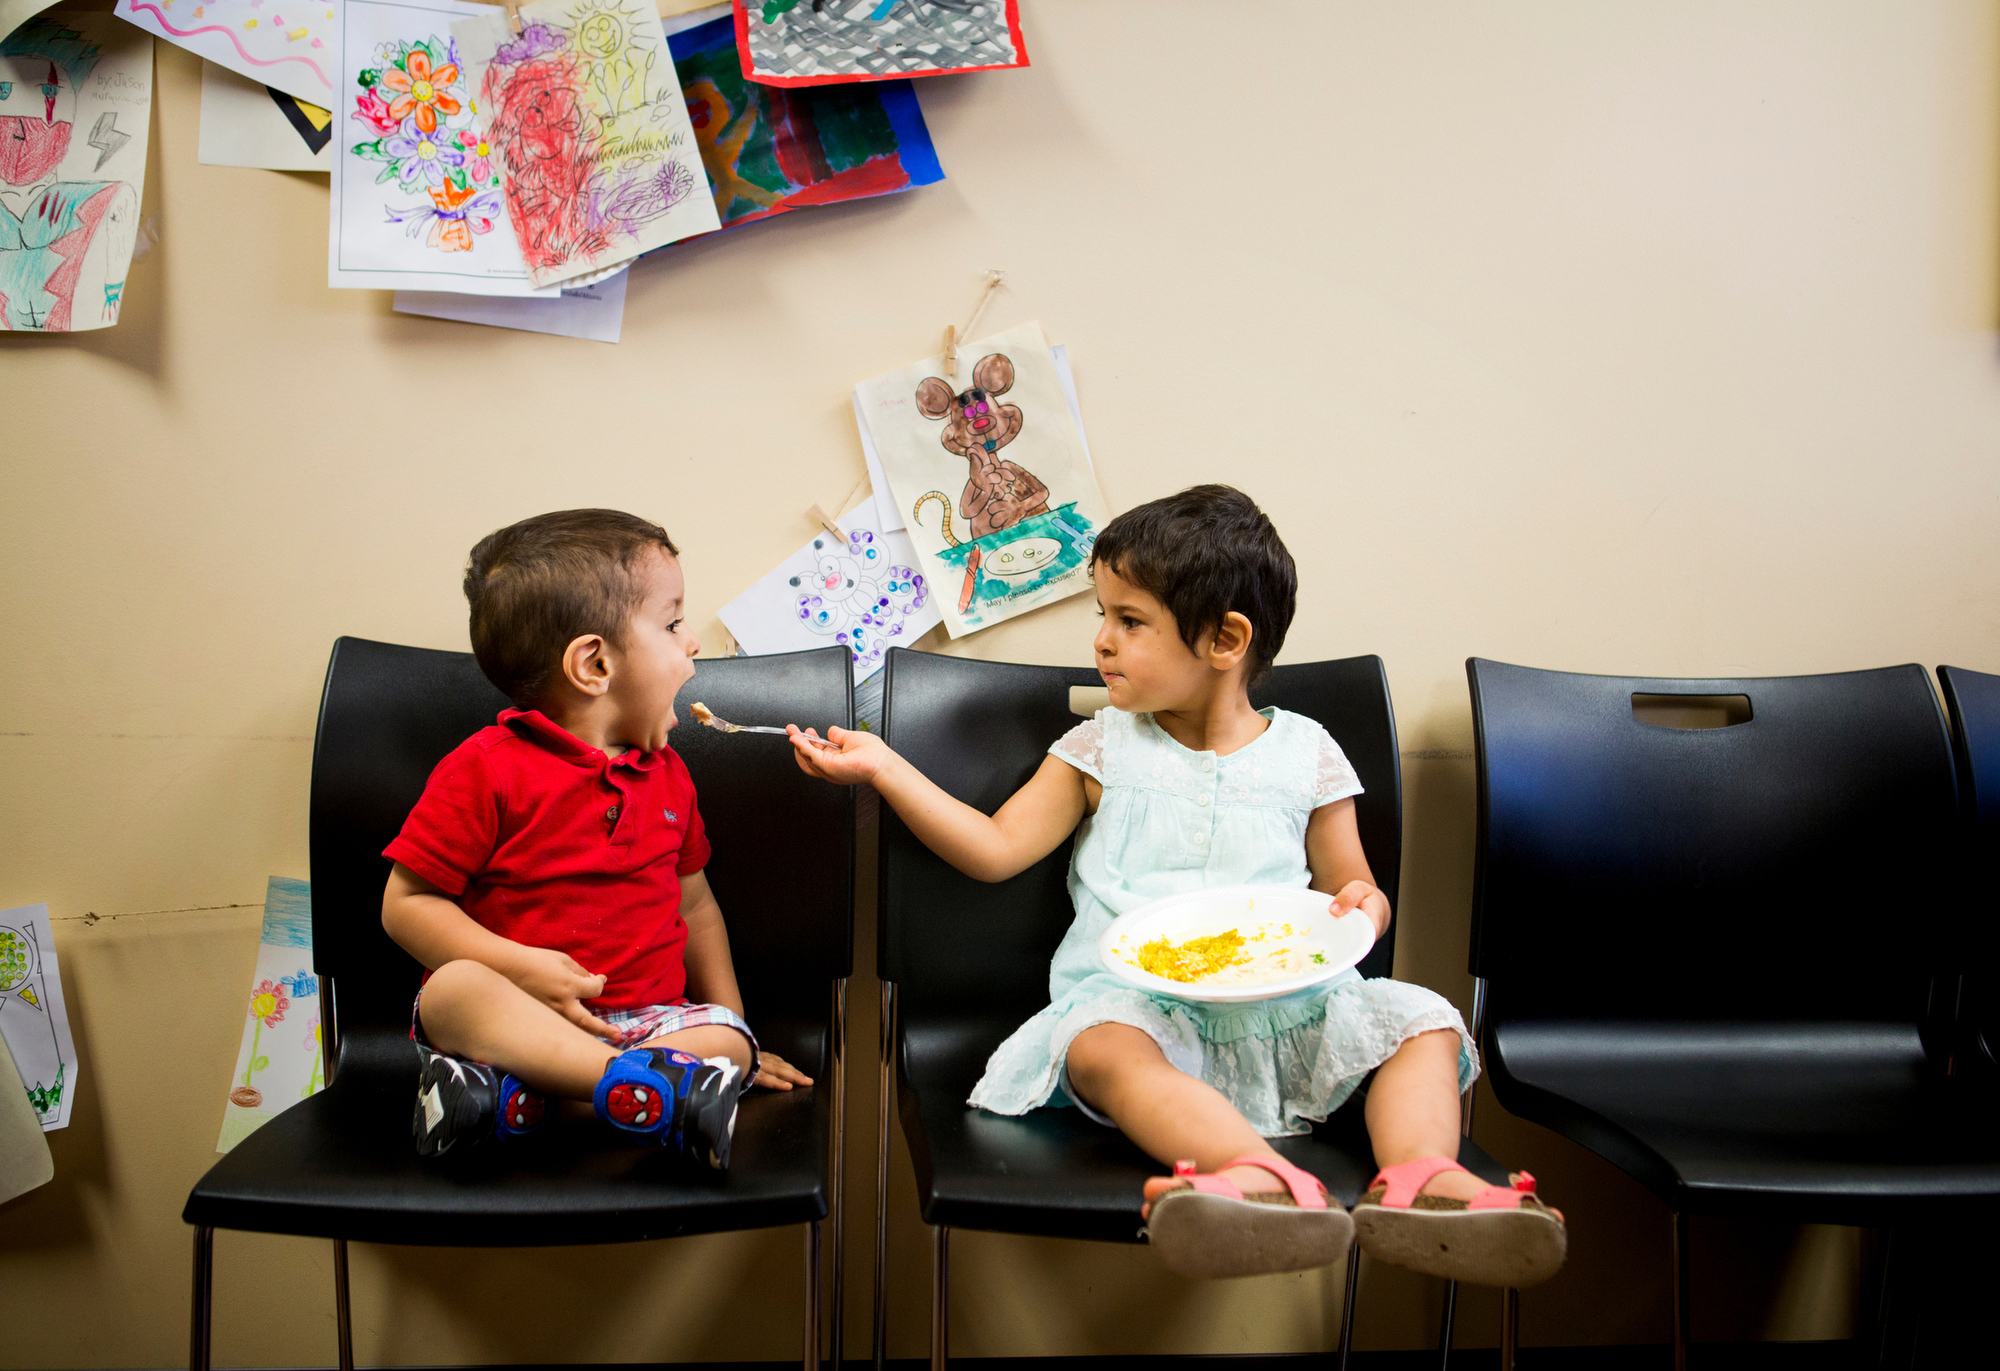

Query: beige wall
left=4, top=0, right=1998, bottom=1363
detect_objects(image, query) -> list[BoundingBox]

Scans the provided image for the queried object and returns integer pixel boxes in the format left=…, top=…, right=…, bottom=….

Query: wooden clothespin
left=503, top=0, right=522, bottom=34
left=809, top=503, right=848, bottom=541
left=943, top=269, right=1004, bottom=385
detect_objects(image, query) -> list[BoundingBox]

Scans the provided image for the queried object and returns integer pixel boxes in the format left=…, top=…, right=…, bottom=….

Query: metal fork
left=692, top=703, right=840, bottom=748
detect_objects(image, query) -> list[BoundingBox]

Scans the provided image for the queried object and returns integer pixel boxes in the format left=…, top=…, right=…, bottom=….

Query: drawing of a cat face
left=0, top=57, right=76, bottom=186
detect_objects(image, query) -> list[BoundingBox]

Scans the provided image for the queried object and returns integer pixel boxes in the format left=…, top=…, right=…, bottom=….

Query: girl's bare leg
left=1063, top=1023, right=1293, bottom=1210
left=417, top=959, right=618, bottom=1099
left=1365, top=1028, right=1560, bottom=1214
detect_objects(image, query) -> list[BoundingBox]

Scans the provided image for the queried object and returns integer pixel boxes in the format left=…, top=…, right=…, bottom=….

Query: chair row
left=183, top=641, right=2000, bottom=1371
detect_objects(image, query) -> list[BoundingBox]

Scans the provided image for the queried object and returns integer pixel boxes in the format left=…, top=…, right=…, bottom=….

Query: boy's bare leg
left=1364, top=1028, right=1561, bottom=1215
left=1064, top=1024, right=1293, bottom=1209
left=637, top=1024, right=755, bottom=1076
left=418, top=959, right=619, bottom=1099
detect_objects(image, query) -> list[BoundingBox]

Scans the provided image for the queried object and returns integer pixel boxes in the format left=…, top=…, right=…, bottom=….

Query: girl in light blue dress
left=789, top=485, right=1566, bottom=1286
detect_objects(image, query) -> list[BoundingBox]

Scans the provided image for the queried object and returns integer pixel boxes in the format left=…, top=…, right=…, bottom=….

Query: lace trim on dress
left=1313, top=729, right=1365, bottom=807
left=1049, top=716, right=1106, bottom=780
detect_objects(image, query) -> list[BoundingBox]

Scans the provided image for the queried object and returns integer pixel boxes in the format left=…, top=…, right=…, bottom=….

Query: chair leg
left=1500, top=1287, right=1519, bottom=1371
left=332, top=1239, right=354, bottom=1371
left=1437, top=1278, right=1458, bottom=1367
left=189, top=1226, right=213, bottom=1371
left=930, top=1224, right=949, bottom=1371
left=1335, top=1242, right=1360, bottom=1371
left=830, top=978, right=848, bottom=1370
left=1671, top=1210, right=1691, bottom=1371
left=804, top=1220, right=823, bottom=1371
left=873, top=980, right=894, bottom=1371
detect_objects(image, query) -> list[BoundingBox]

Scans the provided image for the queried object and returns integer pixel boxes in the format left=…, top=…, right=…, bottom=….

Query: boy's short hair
left=464, top=510, right=679, bottom=707
left=1089, top=484, right=1296, bottom=685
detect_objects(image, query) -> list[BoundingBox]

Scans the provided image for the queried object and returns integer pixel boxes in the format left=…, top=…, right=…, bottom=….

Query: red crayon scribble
left=484, top=54, right=606, bottom=272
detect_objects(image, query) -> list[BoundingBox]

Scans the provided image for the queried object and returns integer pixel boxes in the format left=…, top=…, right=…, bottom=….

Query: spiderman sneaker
left=593, top=1047, right=747, bottom=1170
left=413, top=1042, right=548, bottom=1156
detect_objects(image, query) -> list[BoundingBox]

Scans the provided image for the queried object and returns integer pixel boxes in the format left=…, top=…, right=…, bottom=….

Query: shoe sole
left=1147, top=1191, right=1354, bottom=1280
left=413, top=1049, right=496, bottom=1158
left=1353, top=1204, right=1568, bottom=1287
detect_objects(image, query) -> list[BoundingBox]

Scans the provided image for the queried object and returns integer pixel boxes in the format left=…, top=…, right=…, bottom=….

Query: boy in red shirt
left=382, top=509, right=810, bottom=1164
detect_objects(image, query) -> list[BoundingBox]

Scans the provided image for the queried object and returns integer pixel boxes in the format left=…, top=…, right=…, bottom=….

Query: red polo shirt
left=383, top=709, right=710, bottom=1012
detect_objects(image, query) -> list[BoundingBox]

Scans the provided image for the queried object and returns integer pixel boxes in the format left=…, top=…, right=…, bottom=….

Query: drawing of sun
left=567, top=0, right=656, bottom=119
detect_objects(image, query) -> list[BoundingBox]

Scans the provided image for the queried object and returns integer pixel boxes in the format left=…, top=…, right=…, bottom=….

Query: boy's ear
left=1205, top=612, right=1255, bottom=673
left=560, top=633, right=612, bottom=696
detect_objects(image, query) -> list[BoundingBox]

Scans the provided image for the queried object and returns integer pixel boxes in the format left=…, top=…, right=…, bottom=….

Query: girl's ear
left=560, top=633, right=612, bottom=696
left=1207, top=612, right=1255, bottom=673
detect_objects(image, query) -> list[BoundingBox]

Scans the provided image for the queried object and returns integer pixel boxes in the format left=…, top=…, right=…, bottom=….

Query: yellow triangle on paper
left=17, top=985, right=37, bottom=1008
left=296, top=99, right=332, bottom=132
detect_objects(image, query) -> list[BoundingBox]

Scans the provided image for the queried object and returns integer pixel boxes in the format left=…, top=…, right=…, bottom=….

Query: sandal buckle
left=1173, top=1159, right=1197, bottom=1177
left=1511, top=1170, right=1537, bottom=1194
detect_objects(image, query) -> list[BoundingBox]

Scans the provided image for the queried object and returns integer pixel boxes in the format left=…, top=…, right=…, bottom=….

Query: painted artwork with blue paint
left=930, top=503, right=1095, bottom=629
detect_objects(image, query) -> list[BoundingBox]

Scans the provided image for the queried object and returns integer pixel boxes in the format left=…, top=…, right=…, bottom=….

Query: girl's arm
left=677, top=869, right=812, bottom=1089
left=788, top=726, right=1087, bottom=883
left=1305, top=798, right=1393, bottom=939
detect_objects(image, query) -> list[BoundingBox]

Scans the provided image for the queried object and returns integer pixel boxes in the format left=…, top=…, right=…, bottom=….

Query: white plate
left=1098, top=885, right=1376, bottom=1004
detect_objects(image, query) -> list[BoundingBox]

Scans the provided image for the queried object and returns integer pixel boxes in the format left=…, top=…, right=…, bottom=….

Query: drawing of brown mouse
left=915, top=353, right=1051, bottom=541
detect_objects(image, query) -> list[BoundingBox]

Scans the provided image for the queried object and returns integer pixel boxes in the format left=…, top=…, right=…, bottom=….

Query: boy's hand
left=787, top=724, right=892, bottom=784
left=1332, top=881, right=1392, bottom=940
left=510, top=946, right=620, bottom=1041
left=752, top=1051, right=814, bottom=1091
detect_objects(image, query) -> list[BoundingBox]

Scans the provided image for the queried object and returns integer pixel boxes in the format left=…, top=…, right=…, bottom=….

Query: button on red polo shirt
left=384, top=709, right=710, bottom=1012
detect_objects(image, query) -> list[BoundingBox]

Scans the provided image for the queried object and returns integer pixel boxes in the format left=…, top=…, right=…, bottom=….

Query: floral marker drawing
left=231, top=977, right=290, bottom=1108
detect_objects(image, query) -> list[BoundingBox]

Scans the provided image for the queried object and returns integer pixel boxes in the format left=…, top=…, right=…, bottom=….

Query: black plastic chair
left=871, top=647, right=1511, bottom=1370
left=1938, top=666, right=2000, bottom=1077
left=1467, top=658, right=2000, bottom=1371
left=183, top=638, right=854, bottom=1371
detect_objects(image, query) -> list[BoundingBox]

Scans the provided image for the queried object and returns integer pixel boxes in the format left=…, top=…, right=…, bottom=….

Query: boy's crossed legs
left=413, top=959, right=765, bottom=1164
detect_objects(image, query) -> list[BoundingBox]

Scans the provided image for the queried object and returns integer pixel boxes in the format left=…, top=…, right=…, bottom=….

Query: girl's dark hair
left=463, top=509, right=679, bottom=706
left=1089, top=485, right=1296, bottom=685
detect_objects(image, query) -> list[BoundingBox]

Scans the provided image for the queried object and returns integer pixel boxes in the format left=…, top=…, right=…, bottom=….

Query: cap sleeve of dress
left=1312, top=725, right=1365, bottom=807
left=1048, top=715, right=1106, bottom=781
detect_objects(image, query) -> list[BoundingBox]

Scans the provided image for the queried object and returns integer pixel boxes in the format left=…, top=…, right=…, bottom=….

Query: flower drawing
left=386, top=114, right=464, bottom=188
left=386, top=180, right=504, bottom=252
left=379, top=44, right=460, bottom=133
left=351, top=84, right=399, bottom=134
left=458, top=129, right=494, bottom=183
left=250, top=979, right=290, bottom=1028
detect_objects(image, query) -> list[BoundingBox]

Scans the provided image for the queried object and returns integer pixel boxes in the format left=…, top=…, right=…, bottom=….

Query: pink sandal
left=1145, top=1154, right=1354, bottom=1280
left=1351, top=1156, right=1567, bottom=1287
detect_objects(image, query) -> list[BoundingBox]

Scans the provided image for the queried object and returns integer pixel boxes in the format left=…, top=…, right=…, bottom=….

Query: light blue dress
left=967, top=706, right=1477, bottom=1137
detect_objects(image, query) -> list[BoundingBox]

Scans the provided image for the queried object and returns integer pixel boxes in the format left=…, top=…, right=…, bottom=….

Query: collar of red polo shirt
left=498, top=708, right=665, bottom=773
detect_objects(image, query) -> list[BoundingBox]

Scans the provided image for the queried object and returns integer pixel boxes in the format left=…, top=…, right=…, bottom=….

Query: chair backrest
left=1938, top=666, right=2000, bottom=866
left=309, top=637, right=853, bottom=1037
left=878, top=648, right=1404, bottom=1019
left=1467, top=658, right=1958, bottom=1022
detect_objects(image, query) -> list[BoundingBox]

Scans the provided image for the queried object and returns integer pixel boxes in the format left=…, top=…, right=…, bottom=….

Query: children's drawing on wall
left=0, top=905, right=77, bottom=1131
left=329, top=0, right=552, bottom=294
left=665, top=8, right=940, bottom=233
left=217, top=877, right=325, bottom=1153
left=197, top=58, right=333, bottom=171
left=453, top=0, right=720, bottom=290
left=732, top=0, right=1028, bottom=88
left=0, top=16, right=151, bottom=333
left=114, top=0, right=339, bottom=105
left=719, top=491, right=941, bottom=684
left=856, top=321, right=1106, bottom=637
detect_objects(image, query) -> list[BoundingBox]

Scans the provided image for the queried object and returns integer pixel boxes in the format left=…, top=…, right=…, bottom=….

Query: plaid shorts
left=412, top=994, right=760, bottom=1086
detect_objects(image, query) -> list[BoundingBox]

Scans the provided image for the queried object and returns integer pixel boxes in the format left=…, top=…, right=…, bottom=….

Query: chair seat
left=901, top=1014, right=1507, bottom=1242
left=184, top=1017, right=829, bottom=1247
left=1490, top=1019, right=2000, bottom=1222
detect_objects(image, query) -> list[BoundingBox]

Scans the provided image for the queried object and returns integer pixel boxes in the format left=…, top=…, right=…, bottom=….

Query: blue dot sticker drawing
left=0, top=903, right=79, bottom=1132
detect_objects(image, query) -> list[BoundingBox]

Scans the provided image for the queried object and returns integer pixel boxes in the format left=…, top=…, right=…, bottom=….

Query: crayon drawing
left=667, top=10, right=940, bottom=232
left=218, top=878, right=324, bottom=1152
left=855, top=321, right=1106, bottom=638
left=453, top=0, right=720, bottom=289
left=0, top=904, right=77, bottom=1131
left=114, top=0, right=338, bottom=105
left=733, top=0, right=1027, bottom=88
left=0, top=16, right=150, bottom=332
